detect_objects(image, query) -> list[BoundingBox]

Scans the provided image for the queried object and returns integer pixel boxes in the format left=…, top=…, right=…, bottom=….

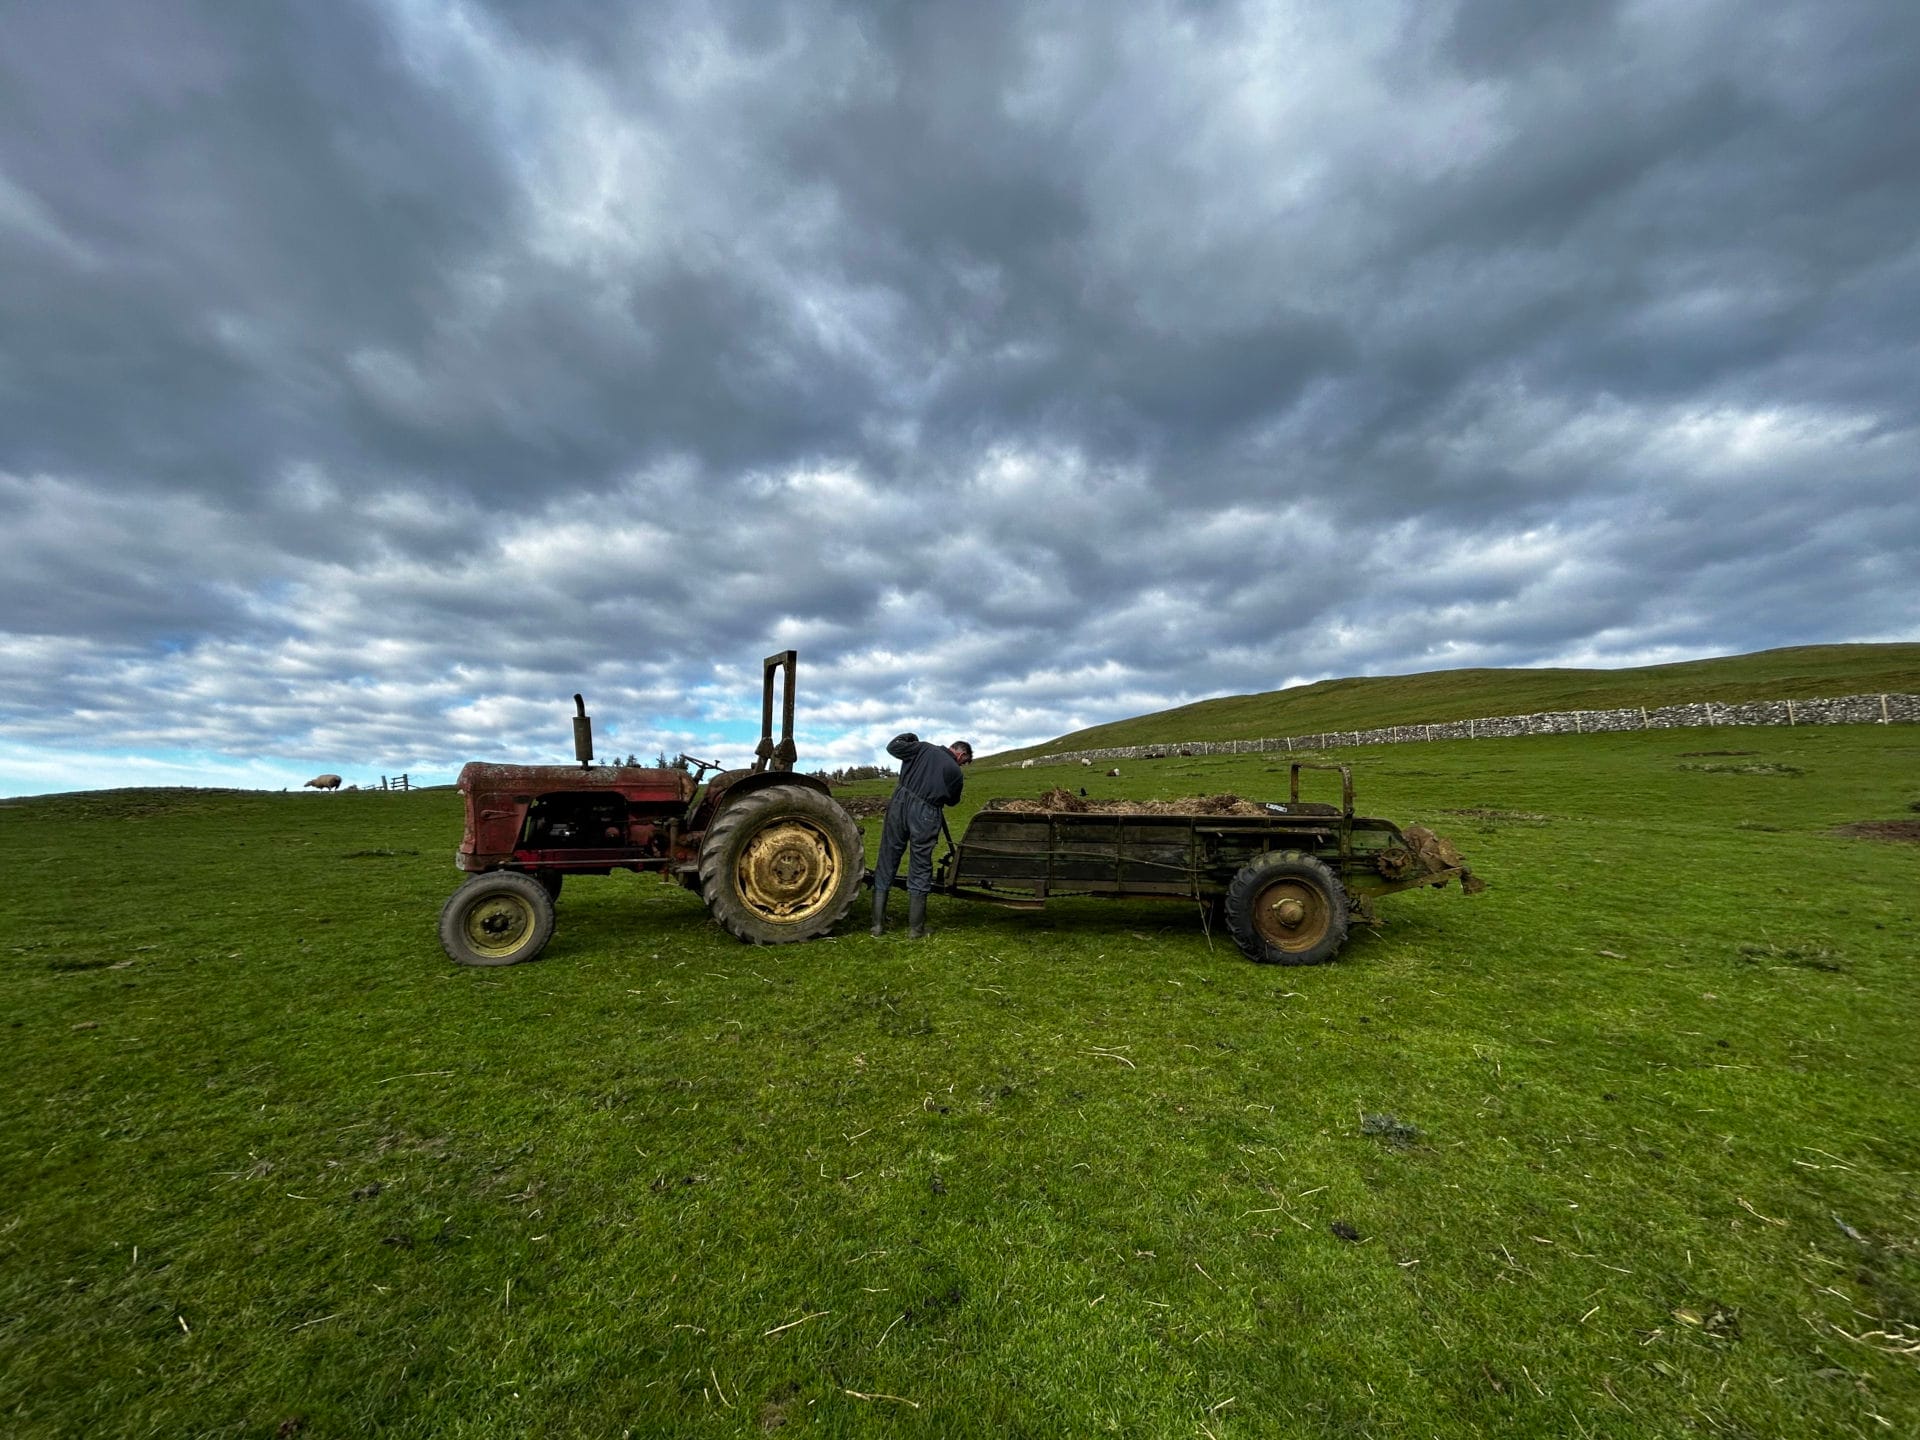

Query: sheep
left=1080, top=758, right=1093, bottom=767
left=304, top=774, right=343, bottom=791
left=1020, top=759, right=1035, bottom=769
left=1106, top=768, right=1121, bottom=777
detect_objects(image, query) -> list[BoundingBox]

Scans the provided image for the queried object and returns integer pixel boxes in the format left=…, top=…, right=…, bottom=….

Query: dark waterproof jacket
left=887, top=733, right=965, bottom=809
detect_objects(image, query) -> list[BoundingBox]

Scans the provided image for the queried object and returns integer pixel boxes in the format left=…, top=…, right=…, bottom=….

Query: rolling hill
left=990, top=642, right=1920, bottom=762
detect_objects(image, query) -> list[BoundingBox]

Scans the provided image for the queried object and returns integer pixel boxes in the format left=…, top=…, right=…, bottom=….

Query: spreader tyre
left=1224, top=851, right=1349, bottom=965
left=699, top=785, right=863, bottom=944
left=439, top=871, right=556, bottom=967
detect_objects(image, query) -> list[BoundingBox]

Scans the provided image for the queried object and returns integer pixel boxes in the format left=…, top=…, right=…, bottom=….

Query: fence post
left=1786, top=699, right=1795, bottom=726
left=1883, top=694, right=1892, bottom=724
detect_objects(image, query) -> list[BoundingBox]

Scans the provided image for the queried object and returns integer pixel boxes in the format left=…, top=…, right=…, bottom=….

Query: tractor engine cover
left=456, top=762, right=696, bottom=870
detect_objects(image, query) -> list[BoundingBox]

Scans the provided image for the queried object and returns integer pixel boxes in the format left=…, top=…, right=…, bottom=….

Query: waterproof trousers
left=875, top=789, right=942, bottom=898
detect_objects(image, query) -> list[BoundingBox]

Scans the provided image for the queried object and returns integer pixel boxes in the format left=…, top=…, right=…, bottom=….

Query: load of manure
left=986, top=790, right=1269, bottom=817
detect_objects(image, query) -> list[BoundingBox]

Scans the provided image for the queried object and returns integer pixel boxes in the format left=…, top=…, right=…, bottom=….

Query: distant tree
left=809, top=764, right=897, bottom=785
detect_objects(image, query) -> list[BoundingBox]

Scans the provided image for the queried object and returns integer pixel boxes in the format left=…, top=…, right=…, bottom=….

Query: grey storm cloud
left=1, top=0, right=1917, bottom=792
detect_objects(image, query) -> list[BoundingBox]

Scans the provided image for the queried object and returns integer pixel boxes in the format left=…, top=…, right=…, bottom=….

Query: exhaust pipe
left=573, top=694, right=593, bottom=768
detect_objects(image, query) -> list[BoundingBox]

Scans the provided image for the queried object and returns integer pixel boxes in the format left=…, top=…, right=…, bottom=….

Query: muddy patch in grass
left=1737, top=941, right=1847, bottom=973
left=1671, top=1302, right=1742, bottom=1340
left=1831, top=819, right=1920, bottom=843
left=1360, top=1113, right=1423, bottom=1148
left=1678, top=760, right=1803, bottom=776
left=759, top=1381, right=801, bottom=1431
left=1438, top=807, right=1551, bottom=825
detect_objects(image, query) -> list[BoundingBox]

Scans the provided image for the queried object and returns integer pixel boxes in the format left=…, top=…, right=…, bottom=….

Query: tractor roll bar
left=754, top=650, right=798, bottom=772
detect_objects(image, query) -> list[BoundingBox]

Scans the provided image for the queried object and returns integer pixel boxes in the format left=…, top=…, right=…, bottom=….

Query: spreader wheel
left=439, top=871, right=556, bottom=967
left=699, top=785, right=863, bottom=944
left=1223, top=851, right=1349, bottom=965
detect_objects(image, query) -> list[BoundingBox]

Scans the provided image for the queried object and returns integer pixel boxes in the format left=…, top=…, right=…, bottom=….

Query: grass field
left=997, top=643, right=1920, bottom=759
left=4, top=722, right=1918, bottom=1436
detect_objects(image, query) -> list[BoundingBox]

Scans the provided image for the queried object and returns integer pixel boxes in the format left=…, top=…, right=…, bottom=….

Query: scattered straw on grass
left=843, top=1390, right=920, bottom=1407
left=763, top=1310, right=829, bottom=1337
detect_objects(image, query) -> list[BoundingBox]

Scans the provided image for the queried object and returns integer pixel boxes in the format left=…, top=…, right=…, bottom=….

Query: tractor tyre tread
left=438, top=870, right=556, bottom=967
left=1222, top=849, right=1350, bottom=966
left=699, top=785, right=863, bottom=945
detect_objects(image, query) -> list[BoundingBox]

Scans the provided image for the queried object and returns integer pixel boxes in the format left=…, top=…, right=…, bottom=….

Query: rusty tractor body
left=438, top=651, right=863, bottom=966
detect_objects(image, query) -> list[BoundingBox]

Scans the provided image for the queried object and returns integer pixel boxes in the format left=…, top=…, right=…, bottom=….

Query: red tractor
left=438, top=651, right=863, bottom=966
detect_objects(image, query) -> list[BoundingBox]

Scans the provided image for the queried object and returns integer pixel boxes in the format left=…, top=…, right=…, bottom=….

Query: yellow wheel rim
left=1252, top=877, right=1333, bottom=953
left=736, top=818, right=842, bottom=924
left=462, top=891, right=536, bottom=958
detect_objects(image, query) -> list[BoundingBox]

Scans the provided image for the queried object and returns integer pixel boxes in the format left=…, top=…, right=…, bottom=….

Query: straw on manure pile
left=986, top=788, right=1274, bottom=816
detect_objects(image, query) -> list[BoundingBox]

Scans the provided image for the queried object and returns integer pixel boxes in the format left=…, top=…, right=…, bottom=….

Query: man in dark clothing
left=872, top=733, right=972, bottom=938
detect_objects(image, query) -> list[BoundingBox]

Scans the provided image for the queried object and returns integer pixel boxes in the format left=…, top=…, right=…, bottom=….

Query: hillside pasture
left=998, top=642, right=1920, bottom=760
left=3, top=724, right=1918, bottom=1436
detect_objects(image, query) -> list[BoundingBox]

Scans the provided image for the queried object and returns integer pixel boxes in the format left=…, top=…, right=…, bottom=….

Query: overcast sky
left=2, top=0, right=1916, bottom=795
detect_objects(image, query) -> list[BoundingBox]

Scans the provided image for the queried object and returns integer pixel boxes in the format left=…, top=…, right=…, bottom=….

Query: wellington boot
left=907, top=893, right=928, bottom=939
left=870, top=887, right=888, bottom=938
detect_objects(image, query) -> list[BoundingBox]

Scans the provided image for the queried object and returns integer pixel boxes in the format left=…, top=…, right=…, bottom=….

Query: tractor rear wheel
left=439, top=871, right=556, bottom=966
left=1223, top=851, right=1349, bottom=965
left=699, top=785, right=863, bottom=944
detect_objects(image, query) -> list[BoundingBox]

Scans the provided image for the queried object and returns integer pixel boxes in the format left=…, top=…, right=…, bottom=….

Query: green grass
left=4, top=724, right=1918, bottom=1437
left=994, top=642, right=1920, bottom=760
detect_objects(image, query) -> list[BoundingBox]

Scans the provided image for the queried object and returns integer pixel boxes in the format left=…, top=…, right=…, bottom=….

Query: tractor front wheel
left=698, top=786, right=863, bottom=944
left=1223, top=851, right=1349, bottom=965
left=439, top=871, right=556, bottom=967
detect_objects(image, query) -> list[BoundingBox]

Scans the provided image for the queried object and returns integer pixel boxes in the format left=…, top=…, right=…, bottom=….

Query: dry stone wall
left=1017, top=693, right=1920, bottom=768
